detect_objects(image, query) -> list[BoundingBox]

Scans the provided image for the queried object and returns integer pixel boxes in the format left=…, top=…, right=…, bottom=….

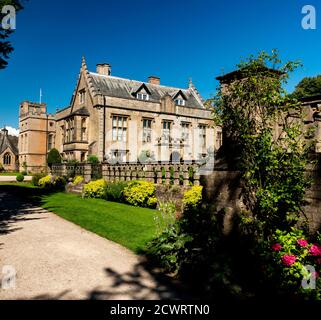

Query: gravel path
left=0, top=191, right=188, bottom=300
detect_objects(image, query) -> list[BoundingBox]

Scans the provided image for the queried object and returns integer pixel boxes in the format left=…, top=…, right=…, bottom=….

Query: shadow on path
left=0, top=185, right=47, bottom=241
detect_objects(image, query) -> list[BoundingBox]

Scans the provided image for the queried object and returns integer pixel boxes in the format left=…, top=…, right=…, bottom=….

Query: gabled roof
left=131, top=83, right=152, bottom=96
left=88, top=72, right=205, bottom=109
left=172, top=90, right=187, bottom=100
left=70, top=106, right=90, bottom=117
left=0, top=129, right=18, bottom=156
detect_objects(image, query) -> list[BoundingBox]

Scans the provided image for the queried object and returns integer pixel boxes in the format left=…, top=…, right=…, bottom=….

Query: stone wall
left=200, top=169, right=321, bottom=234
left=51, top=162, right=201, bottom=186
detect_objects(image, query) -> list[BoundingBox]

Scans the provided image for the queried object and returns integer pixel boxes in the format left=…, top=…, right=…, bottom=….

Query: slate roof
left=70, top=106, right=90, bottom=116
left=88, top=72, right=205, bottom=109
left=0, top=129, right=18, bottom=156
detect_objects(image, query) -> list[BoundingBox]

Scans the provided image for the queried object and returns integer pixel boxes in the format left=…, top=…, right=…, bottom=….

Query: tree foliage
left=47, top=148, right=62, bottom=167
left=0, top=0, right=24, bottom=69
left=292, top=75, right=321, bottom=99
left=212, top=50, right=314, bottom=237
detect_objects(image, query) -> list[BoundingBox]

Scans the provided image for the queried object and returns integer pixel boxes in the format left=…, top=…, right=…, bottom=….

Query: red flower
left=316, top=258, right=321, bottom=265
left=309, top=245, right=321, bottom=257
left=297, top=239, right=308, bottom=247
left=282, top=255, right=297, bottom=267
left=272, top=243, right=282, bottom=251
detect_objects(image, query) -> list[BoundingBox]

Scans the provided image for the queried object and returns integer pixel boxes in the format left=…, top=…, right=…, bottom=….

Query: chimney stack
left=96, top=63, right=111, bottom=76
left=148, top=76, right=160, bottom=85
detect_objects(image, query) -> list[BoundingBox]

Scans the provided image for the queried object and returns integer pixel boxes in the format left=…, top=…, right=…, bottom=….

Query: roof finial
left=189, top=77, right=193, bottom=89
left=81, top=56, right=87, bottom=70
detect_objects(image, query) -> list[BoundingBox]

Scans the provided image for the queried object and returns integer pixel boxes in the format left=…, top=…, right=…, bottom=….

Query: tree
left=47, top=148, right=62, bottom=168
left=292, top=75, right=321, bottom=99
left=213, top=49, right=313, bottom=236
left=0, top=0, right=24, bottom=69
left=87, top=155, right=99, bottom=164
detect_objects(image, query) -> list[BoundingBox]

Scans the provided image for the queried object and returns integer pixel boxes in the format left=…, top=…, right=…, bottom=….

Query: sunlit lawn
left=0, top=183, right=160, bottom=253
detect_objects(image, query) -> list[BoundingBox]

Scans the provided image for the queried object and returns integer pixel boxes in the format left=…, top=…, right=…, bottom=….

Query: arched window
left=3, top=153, right=11, bottom=165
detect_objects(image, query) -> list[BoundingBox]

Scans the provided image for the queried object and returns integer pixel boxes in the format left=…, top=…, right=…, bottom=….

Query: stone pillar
left=165, top=165, right=171, bottom=185
left=183, top=165, right=190, bottom=187
left=156, top=166, right=163, bottom=185
left=84, top=163, right=92, bottom=183
left=120, top=165, right=125, bottom=181
left=173, top=165, right=180, bottom=185
left=102, top=163, right=108, bottom=181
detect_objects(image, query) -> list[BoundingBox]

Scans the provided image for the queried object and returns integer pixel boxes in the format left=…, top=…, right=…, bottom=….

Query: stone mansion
left=18, top=58, right=222, bottom=172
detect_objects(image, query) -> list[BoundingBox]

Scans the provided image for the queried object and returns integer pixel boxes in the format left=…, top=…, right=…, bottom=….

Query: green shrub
left=123, top=180, right=157, bottom=208
left=21, top=171, right=28, bottom=176
left=0, top=163, right=4, bottom=172
left=38, top=175, right=66, bottom=191
left=39, top=175, right=52, bottom=188
left=87, top=155, right=99, bottom=164
left=104, top=181, right=128, bottom=202
left=73, top=176, right=84, bottom=185
left=182, top=186, right=203, bottom=211
left=47, top=148, right=62, bottom=168
left=53, top=176, right=66, bottom=191
left=32, top=173, right=46, bottom=186
left=83, top=179, right=106, bottom=198
left=16, top=173, right=24, bottom=182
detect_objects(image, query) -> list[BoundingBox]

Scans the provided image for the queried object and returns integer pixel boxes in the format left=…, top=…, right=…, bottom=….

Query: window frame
left=137, top=92, right=149, bottom=101
left=112, top=115, right=128, bottom=142
left=142, top=118, right=152, bottom=143
left=175, top=98, right=185, bottom=106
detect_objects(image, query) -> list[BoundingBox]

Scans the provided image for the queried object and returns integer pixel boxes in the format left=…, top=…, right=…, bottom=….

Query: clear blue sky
left=1, top=0, right=321, bottom=128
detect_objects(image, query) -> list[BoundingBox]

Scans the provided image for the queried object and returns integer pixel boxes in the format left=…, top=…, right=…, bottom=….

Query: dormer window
left=79, top=90, right=86, bottom=104
left=175, top=98, right=185, bottom=106
left=137, top=93, right=149, bottom=101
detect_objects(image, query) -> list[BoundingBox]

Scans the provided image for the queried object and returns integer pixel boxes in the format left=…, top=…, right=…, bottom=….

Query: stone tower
left=18, top=101, right=56, bottom=173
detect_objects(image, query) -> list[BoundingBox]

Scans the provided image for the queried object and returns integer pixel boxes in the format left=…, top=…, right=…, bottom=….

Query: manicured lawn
left=0, top=183, right=160, bottom=253
left=40, top=192, right=159, bottom=253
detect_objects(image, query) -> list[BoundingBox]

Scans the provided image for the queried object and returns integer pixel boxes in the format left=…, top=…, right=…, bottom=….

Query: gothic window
left=65, top=118, right=75, bottom=143
left=162, top=120, right=172, bottom=142
left=143, top=119, right=152, bottom=143
left=199, top=125, right=207, bottom=148
left=79, top=90, right=86, bottom=104
left=112, top=116, right=128, bottom=142
left=3, top=153, right=11, bottom=165
left=81, top=118, right=87, bottom=141
left=181, top=122, right=190, bottom=142
left=48, top=134, right=54, bottom=151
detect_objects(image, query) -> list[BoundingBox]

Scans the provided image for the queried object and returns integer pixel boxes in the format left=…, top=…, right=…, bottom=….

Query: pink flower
left=309, top=245, right=321, bottom=257
left=297, top=239, right=308, bottom=247
left=316, top=258, right=321, bottom=265
left=312, top=271, right=320, bottom=279
left=282, top=255, right=297, bottom=267
left=272, top=243, right=282, bottom=251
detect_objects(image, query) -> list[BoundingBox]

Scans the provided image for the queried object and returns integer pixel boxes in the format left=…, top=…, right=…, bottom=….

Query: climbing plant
left=211, top=50, right=314, bottom=237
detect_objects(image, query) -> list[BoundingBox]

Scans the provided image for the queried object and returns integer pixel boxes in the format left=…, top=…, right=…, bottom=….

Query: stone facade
left=18, top=101, right=56, bottom=172
left=54, top=58, right=221, bottom=163
left=0, top=128, right=18, bottom=172
left=19, top=58, right=222, bottom=171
